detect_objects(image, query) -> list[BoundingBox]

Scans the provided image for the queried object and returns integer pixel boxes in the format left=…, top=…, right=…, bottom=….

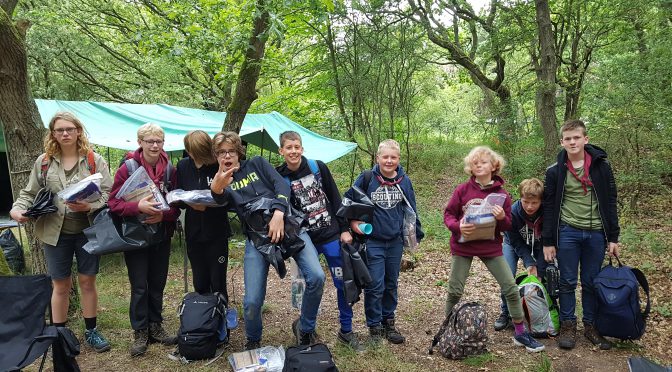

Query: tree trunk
left=534, top=0, right=559, bottom=162
left=0, top=5, right=48, bottom=273
left=222, top=0, right=270, bottom=133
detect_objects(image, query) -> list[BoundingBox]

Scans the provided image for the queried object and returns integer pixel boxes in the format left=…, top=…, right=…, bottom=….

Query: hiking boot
left=494, top=312, right=512, bottom=331
left=557, top=320, right=577, bottom=350
left=383, top=318, right=405, bottom=344
left=513, top=332, right=545, bottom=353
left=244, top=339, right=261, bottom=350
left=292, top=318, right=318, bottom=346
left=368, top=325, right=385, bottom=345
left=337, top=330, right=364, bottom=352
left=85, top=327, right=111, bottom=353
left=130, top=329, right=148, bottom=357
left=149, top=322, right=177, bottom=345
left=584, top=322, right=612, bottom=350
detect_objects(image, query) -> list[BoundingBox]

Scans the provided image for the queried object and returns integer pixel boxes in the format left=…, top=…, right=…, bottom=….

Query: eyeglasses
left=53, top=128, right=78, bottom=135
left=215, top=149, right=237, bottom=157
left=141, top=139, right=164, bottom=146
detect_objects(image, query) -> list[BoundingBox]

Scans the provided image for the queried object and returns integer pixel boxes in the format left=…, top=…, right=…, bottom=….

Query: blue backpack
left=593, top=256, right=650, bottom=340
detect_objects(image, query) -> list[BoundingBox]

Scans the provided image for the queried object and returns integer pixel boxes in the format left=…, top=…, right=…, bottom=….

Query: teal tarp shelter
left=0, top=100, right=356, bottom=163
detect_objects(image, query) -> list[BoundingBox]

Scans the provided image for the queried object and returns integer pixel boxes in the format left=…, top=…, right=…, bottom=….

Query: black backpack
left=177, top=292, right=227, bottom=360
left=282, top=343, right=338, bottom=372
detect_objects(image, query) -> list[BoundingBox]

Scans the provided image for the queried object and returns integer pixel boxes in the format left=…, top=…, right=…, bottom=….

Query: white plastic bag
left=166, top=189, right=221, bottom=207
left=289, top=258, right=305, bottom=310
left=116, top=166, right=169, bottom=210
left=57, top=173, right=103, bottom=203
left=228, top=346, right=285, bottom=372
left=458, top=192, right=507, bottom=243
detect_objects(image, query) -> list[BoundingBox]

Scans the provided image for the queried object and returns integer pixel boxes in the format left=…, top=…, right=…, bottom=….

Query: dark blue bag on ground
left=177, top=292, right=227, bottom=360
left=593, top=256, right=650, bottom=340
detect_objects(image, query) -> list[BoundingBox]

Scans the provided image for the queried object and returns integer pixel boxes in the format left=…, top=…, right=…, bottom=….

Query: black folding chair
left=0, top=275, right=58, bottom=372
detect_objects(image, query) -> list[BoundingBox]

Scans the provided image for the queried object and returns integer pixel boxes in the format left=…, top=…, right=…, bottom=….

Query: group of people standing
left=9, top=111, right=618, bottom=358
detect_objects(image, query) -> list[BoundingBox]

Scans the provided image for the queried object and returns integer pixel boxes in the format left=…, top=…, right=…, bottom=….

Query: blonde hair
left=463, top=146, right=506, bottom=176
left=377, top=139, right=401, bottom=155
left=184, top=130, right=216, bottom=165
left=43, top=111, right=92, bottom=158
left=212, top=131, right=245, bottom=159
left=137, top=122, right=164, bottom=140
left=518, top=178, right=544, bottom=199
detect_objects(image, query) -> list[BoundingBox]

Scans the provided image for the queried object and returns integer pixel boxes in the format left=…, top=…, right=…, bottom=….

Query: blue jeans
left=363, top=237, right=403, bottom=327
left=556, top=224, right=606, bottom=323
left=243, top=232, right=325, bottom=342
left=316, top=239, right=353, bottom=333
left=499, top=241, right=547, bottom=315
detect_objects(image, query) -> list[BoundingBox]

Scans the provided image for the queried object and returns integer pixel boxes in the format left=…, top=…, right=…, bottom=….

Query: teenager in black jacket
left=176, top=130, right=231, bottom=297
left=542, top=120, right=620, bottom=351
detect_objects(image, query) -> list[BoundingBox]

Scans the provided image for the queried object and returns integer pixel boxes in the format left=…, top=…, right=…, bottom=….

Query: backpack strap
left=39, top=154, right=50, bottom=188
left=282, top=159, right=321, bottom=186
left=361, top=169, right=373, bottom=192
left=164, top=161, right=174, bottom=192
left=86, top=150, right=96, bottom=174
left=124, top=158, right=139, bottom=175
left=631, top=268, right=651, bottom=318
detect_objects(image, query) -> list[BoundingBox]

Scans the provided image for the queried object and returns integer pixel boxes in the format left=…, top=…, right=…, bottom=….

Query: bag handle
left=631, top=268, right=651, bottom=319
left=394, top=184, right=413, bottom=210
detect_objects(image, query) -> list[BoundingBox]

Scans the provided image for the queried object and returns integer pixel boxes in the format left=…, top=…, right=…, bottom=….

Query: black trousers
left=124, top=239, right=171, bottom=330
left=186, top=238, right=229, bottom=300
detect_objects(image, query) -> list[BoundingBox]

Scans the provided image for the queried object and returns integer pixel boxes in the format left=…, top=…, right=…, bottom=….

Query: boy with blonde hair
left=494, top=178, right=547, bottom=331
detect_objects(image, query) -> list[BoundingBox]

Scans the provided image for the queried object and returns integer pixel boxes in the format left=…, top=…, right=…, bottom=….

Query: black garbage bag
left=83, top=207, right=163, bottom=255
left=23, top=188, right=57, bottom=218
left=340, top=241, right=372, bottom=306
left=52, top=326, right=81, bottom=372
left=336, top=186, right=374, bottom=223
left=243, top=198, right=307, bottom=279
left=0, top=229, right=25, bottom=274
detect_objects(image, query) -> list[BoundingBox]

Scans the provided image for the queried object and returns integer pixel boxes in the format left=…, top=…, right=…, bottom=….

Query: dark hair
left=279, top=131, right=302, bottom=147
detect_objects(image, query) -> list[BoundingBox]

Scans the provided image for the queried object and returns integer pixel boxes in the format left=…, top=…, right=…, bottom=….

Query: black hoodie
left=542, top=144, right=619, bottom=246
left=176, top=157, right=231, bottom=242
left=276, top=156, right=348, bottom=245
left=211, top=156, right=290, bottom=237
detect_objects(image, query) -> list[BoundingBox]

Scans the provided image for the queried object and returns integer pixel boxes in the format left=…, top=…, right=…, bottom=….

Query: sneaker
left=513, top=332, right=545, bottom=353
left=244, top=339, right=261, bottom=350
left=129, top=329, right=148, bottom=357
left=337, top=330, right=364, bottom=352
left=584, top=322, right=612, bottom=350
left=557, top=320, right=577, bottom=350
left=149, top=322, right=177, bottom=346
left=85, top=327, right=111, bottom=353
left=368, top=325, right=384, bottom=345
left=292, top=318, right=318, bottom=346
left=383, top=318, right=405, bottom=344
left=493, top=312, right=512, bottom=331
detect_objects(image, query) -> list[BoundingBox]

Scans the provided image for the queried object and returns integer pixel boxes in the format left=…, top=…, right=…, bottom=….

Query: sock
left=52, top=322, right=66, bottom=327
left=513, top=321, right=525, bottom=336
left=84, top=317, right=97, bottom=330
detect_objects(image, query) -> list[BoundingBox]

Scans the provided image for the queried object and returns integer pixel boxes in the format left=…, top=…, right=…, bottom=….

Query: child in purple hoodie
left=443, top=146, right=544, bottom=353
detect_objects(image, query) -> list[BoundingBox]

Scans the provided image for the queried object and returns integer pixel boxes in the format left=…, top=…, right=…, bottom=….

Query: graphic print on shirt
left=290, top=173, right=331, bottom=230
left=230, top=172, right=260, bottom=191
left=371, top=184, right=403, bottom=209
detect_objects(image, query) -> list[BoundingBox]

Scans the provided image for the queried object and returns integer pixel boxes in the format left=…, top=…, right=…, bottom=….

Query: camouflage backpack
left=428, top=301, right=488, bottom=360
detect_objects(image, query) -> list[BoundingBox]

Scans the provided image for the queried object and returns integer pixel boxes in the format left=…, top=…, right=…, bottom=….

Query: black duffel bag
left=83, top=207, right=164, bottom=255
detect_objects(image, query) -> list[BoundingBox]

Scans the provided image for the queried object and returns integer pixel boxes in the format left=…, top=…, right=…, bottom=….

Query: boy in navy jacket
left=276, top=131, right=361, bottom=349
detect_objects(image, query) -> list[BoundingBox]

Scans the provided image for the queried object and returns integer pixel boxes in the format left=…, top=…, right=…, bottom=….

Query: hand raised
left=211, top=159, right=237, bottom=194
